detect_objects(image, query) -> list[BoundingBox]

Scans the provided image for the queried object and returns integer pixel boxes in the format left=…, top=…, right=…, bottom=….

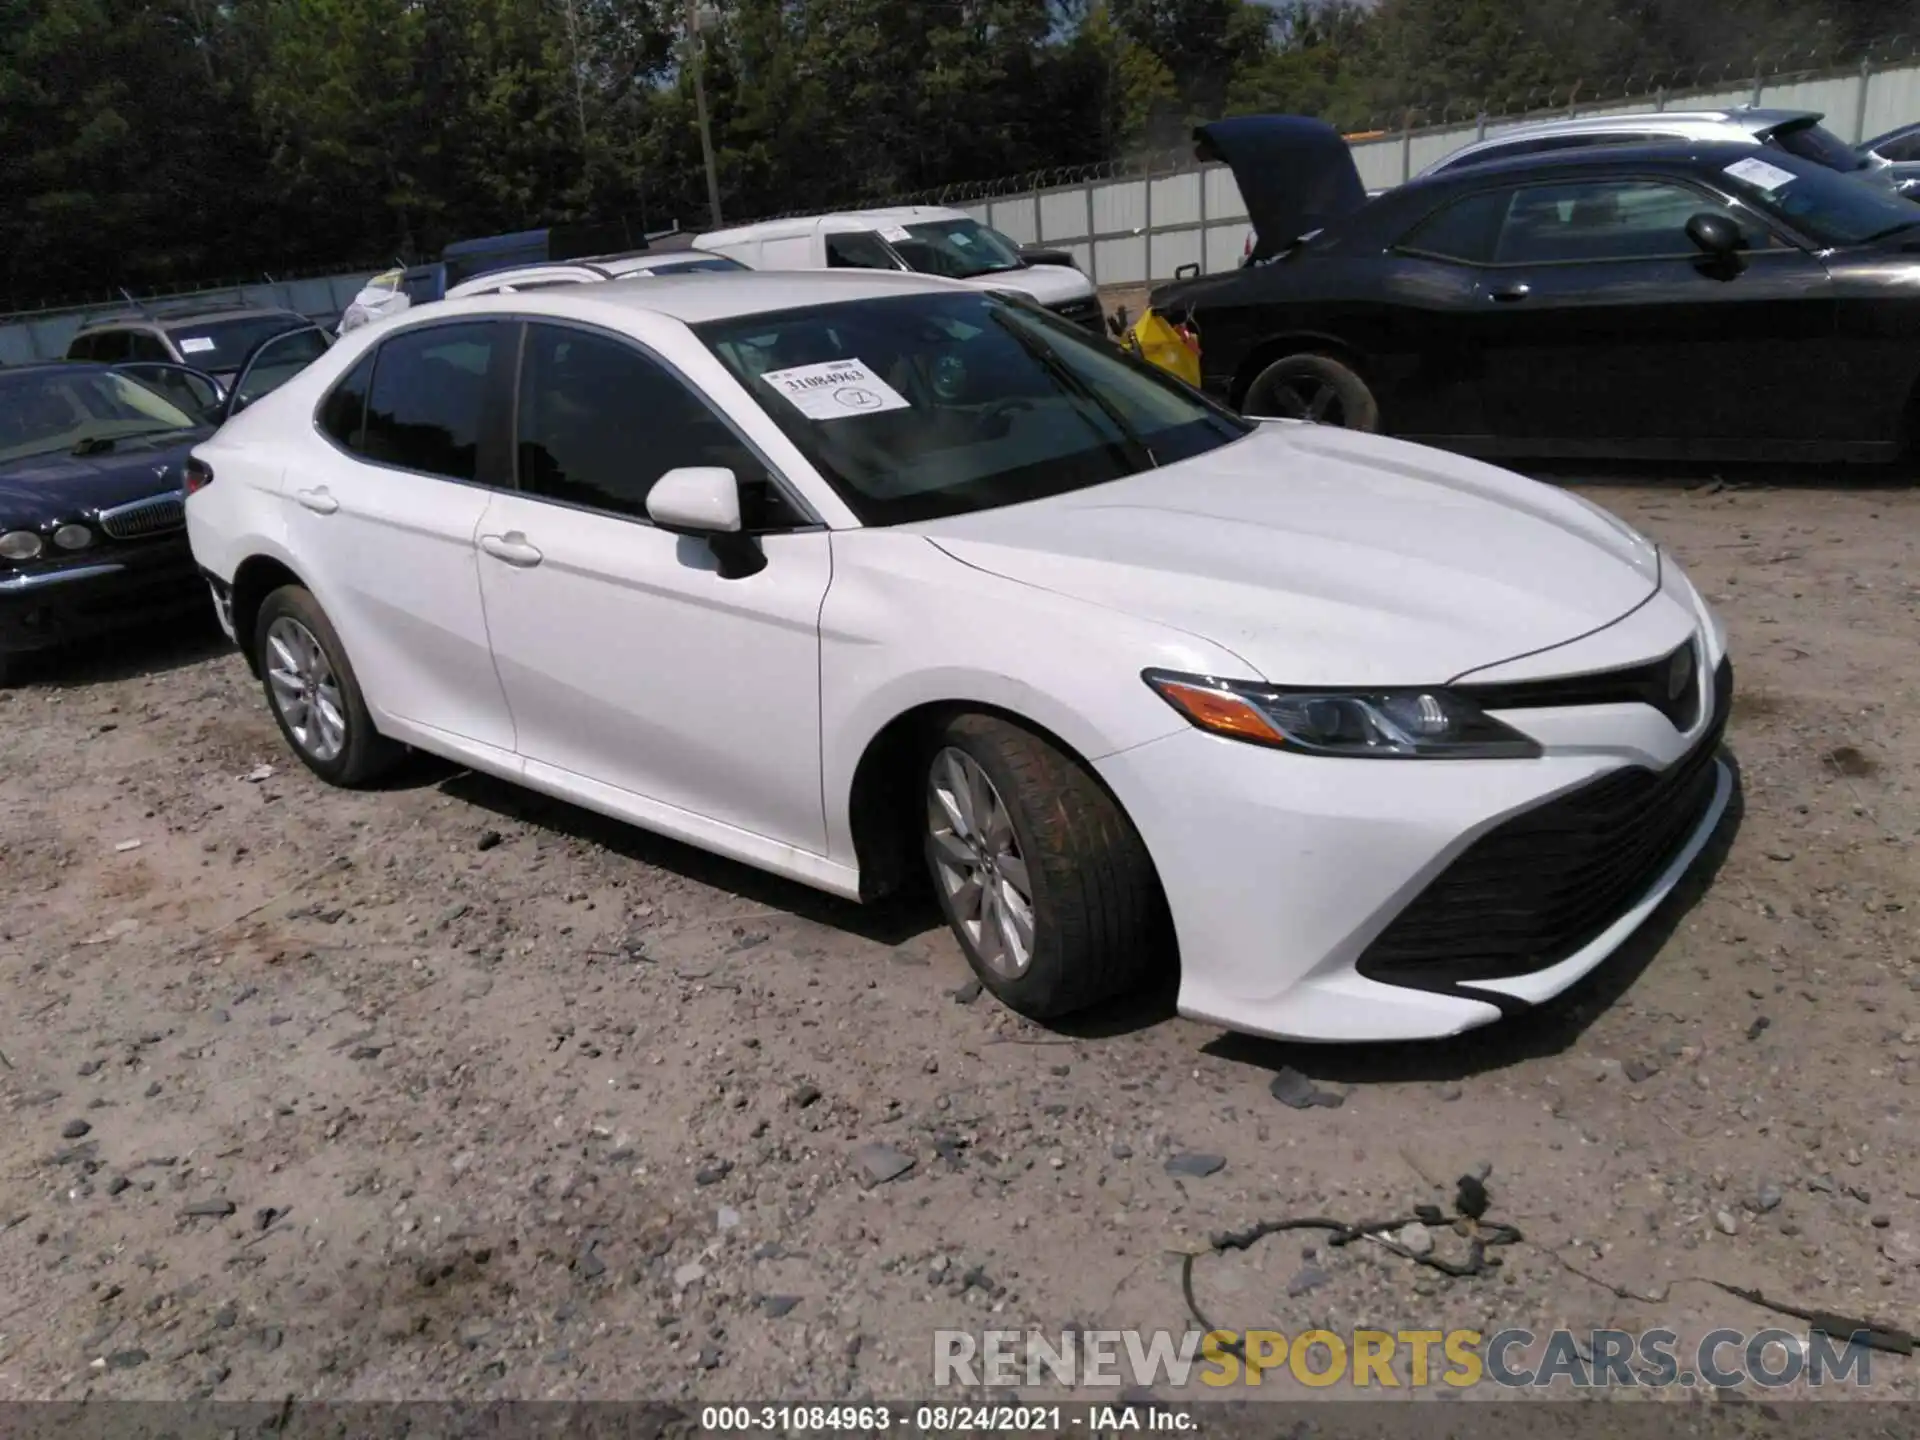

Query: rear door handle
left=479, top=532, right=543, bottom=568
left=1489, top=283, right=1532, bottom=303
left=294, top=487, right=338, bottom=515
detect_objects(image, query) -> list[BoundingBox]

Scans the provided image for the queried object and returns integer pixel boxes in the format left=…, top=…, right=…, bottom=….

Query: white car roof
left=431, top=267, right=967, bottom=327
left=1422, top=108, right=1821, bottom=176
left=696, top=207, right=971, bottom=247
left=444, top=263, right=613, bottom=298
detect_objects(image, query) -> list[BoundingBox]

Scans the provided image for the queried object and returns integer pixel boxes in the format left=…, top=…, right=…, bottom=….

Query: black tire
left=1244, top=352, right=1380, bottom=432
left=252, top=584, right=402, bottom=787
left=922, top=713, right=1165, bottom=1019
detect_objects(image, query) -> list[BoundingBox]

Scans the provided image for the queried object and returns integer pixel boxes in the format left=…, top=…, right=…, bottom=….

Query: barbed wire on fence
left=787, top=28, right=1920, bottom=219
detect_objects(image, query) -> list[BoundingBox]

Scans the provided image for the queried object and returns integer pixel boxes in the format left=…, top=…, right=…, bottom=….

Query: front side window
left=515, top=322, right=801, bottom=530
left=697, top=290, right=1252, bottom=526
left=1492, top=179, right=1768, bottom=263
left=235, top=327, right=331, bottom=408
left=359, top=321, right=503, bottom=481
left=1875, top=128, right=1920, bottom=163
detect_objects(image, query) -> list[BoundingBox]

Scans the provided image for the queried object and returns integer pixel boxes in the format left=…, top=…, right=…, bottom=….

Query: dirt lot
left=0, top=475, right=1916, bottom=1408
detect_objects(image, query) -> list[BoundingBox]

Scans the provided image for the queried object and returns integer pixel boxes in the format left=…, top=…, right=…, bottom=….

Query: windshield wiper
left=70, top=425, right=188, bottom=456
left=988, top=311, right=1158, bottom=470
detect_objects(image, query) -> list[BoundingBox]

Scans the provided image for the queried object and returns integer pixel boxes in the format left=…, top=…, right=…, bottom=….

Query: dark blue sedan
left=0, top=363, right=214, bottom=682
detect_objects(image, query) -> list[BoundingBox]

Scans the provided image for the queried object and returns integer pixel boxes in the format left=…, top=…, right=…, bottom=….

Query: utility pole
left=688, top=0, right=723, bottom=228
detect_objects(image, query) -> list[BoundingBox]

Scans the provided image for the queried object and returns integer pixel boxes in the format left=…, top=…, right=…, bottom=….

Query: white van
left=694, top=207, right=1103, bottom=329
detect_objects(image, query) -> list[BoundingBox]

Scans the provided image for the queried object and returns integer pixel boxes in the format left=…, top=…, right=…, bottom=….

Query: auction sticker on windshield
left=1724, top=157, right=1798, bottom=192
left=760, top=359, right=912, bottom=421
left=878, top=225, right=913, bottom=242
left=178, top=337, right=217, bottom=355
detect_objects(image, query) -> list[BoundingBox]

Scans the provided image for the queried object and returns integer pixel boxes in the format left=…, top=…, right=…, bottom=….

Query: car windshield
left=164, top=315, right=307, bottom=373
left=885, top=219, right=1028, bottom=280
left=0, top=369, right=198, bottom=464
left=696, top=290, right=1253, bottom=525
left=1719, top=153, right=1920, bottom=245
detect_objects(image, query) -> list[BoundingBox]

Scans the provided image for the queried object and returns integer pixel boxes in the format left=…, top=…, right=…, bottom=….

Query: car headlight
left=1143, top=669, right=1543, bottom=759
left=53, top=523, right=92, bottom=551
left=0, top=530, right=43, bottom=562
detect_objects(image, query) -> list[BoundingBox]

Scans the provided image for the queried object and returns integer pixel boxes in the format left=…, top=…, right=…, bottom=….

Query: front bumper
left=0, top=539, right=207, bottom=655
left=1095, top=657, right=1734, bottom=1044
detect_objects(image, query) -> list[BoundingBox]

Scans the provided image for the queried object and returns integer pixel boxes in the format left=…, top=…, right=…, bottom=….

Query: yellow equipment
left=1121, top=308, right=1202, bottom=388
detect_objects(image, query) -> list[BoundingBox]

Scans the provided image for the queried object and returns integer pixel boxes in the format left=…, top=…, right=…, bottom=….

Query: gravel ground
left=0, top=475, right=1916, bottom=1408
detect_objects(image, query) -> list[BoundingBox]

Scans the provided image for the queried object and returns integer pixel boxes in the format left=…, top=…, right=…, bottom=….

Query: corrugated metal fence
left=8, top=46, right=1920, bottom=359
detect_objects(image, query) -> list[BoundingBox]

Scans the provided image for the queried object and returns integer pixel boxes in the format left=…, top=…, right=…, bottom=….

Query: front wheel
left=1244, top=353, right=1380, bottom=432
left=922, top=714, right=1165, bottom=1019
left=254, top=584, right=402, bottom=787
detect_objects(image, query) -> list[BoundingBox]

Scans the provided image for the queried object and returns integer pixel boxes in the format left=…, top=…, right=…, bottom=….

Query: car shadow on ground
left=409, top=760, right=939, bottom=950
left=3, top=612, right=233, bottom=690
left=1196, top=751, right=1748, bottom=1087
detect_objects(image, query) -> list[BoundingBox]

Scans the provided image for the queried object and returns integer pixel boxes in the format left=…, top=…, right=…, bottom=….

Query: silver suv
left=1419, top=107, right=1894, bottom=190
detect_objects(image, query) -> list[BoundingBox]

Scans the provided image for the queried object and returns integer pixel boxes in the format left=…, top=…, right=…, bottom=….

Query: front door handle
left=479, top=532, right=543, bottom=568
left=1489, top=283, right=1532, bottom=303
left=295, top=487, right=339, bottom=515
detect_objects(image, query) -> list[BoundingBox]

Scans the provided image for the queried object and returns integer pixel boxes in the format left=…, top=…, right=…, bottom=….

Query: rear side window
left=1397, top=190, right=1513, bottom=263
left=1768, top=120, right=1870, bottom=173
left=359, top=322, right=503, bottom=481
left=318, top=351, right=375, bottom=450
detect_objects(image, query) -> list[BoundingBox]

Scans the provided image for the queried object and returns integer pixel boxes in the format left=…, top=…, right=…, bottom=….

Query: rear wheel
left=1244, top=353, right=1380, bottom=432
left=922, top=714, right=1164, bottom=1019
left=254, top=585, right=402, bottom=787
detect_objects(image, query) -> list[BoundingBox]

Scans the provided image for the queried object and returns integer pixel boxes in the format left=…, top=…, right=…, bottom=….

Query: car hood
left=1194, top=115, right=1368, bottom=264
left=910, top=423, right=1661, bottom=686
left=0, top=433, right=205, bottom=527
left=968, top=262, right=1095, bottom=306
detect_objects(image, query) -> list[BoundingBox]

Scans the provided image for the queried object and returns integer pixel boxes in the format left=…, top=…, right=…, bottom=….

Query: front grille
left=1049, top=295, right=1103, bottom=330
left=1458, top=637, right=1702, bottom=732
left=1358, top=657, right=1731, bottom=990
left=97, top=490, right=186, bottom=541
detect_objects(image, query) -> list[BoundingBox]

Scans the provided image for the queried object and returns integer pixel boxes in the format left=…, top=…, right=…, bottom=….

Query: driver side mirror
left=1686, top=212, right=1745, bottom=260
left=646, top=466, right=765, bottom=579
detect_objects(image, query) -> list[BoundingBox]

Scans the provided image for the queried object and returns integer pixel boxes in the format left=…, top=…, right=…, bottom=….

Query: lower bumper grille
left=98, top=490, right=186, bottom=541
left=1358, top=656, right=1732, bottom=990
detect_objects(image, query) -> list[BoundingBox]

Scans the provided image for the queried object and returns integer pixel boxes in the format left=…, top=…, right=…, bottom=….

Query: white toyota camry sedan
left=184, top=269, right=1733, bottom=1044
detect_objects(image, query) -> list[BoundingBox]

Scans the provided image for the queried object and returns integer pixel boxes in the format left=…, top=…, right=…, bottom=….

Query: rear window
left=1767, top=119, right=1870, bottom=173
left=164, top=315, right=306, bottom=373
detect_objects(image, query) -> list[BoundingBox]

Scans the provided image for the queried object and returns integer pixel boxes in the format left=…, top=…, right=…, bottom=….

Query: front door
left=1465, top=176, right=1837, bottom=454
left=475, top=320, right=833, bottom=853
left=282, top=319, right=518, bottom=753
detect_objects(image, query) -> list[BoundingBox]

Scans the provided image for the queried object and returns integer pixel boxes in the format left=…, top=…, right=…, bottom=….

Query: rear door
left=1464, top=175, right=1838, bottom=453
left=283, top=319, right=519, bottom=753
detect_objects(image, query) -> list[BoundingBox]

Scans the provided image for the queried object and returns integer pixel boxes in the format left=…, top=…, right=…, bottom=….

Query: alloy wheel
left=264, top=616, right=347, bottom=762
left=1254, top=369, right=1346, bottom=424
left=927, top=747, right=1036, bottom=977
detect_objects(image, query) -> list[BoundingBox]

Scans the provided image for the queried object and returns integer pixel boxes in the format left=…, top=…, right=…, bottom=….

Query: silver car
left=1420, top=107, right=1894, bottom=190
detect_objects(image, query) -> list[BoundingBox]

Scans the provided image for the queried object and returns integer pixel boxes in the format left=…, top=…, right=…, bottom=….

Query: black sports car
left=1149, top=115, right=1920, bottom=463
left=0, top=364, right=214, bottom=681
